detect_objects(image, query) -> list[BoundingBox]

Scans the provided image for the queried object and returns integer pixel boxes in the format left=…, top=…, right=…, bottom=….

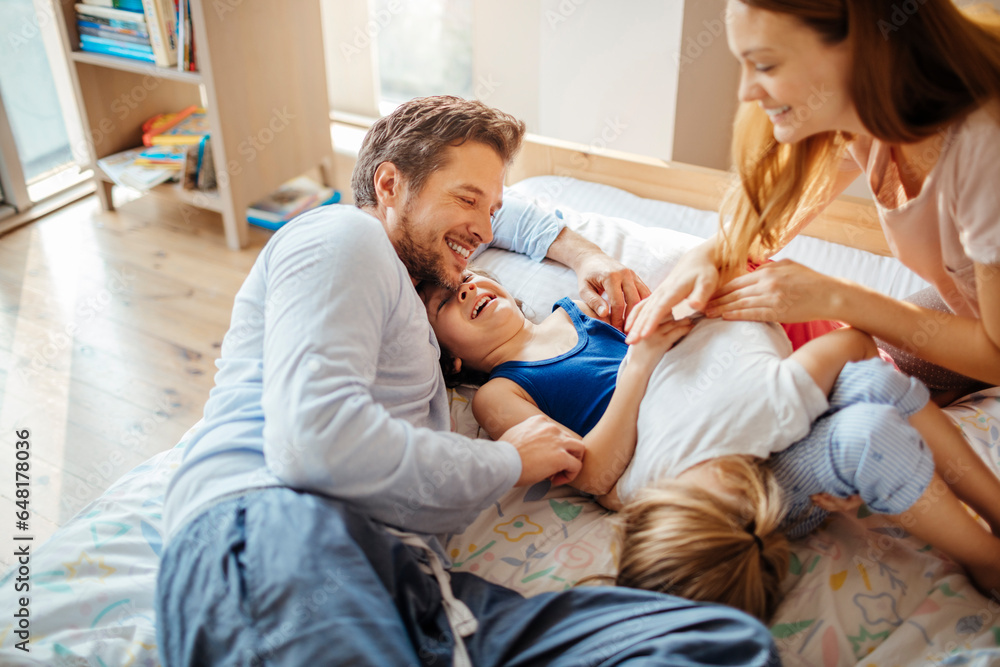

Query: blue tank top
left=489, top=298, right=627, bottom=436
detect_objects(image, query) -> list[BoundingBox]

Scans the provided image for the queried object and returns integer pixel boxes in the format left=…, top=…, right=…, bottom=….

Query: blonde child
left=421, top=270, right=1000, bottom=619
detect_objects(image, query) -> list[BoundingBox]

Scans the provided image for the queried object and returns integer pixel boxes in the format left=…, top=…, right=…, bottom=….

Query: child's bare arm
left=472, top=378, right=552, bottom=440
left=571, top=318, right=693, bottom=496
left=472, top=319, right=693, bottom=495
left=789, top=326, right=880, bottom=395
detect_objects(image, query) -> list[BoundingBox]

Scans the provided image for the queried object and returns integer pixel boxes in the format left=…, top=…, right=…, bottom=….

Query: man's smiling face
left=385, top=141, right=506, bottom=290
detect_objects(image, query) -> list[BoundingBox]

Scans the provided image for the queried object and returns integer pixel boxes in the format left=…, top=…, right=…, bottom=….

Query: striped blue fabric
left=769, top=358, right=934, bottom=538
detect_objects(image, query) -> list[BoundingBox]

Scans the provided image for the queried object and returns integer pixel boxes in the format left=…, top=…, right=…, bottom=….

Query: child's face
left=419, top=272, right=525, bottom=371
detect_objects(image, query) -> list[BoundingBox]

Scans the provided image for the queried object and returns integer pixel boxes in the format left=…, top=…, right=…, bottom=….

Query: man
left=156, top=96, right=777, bottom=665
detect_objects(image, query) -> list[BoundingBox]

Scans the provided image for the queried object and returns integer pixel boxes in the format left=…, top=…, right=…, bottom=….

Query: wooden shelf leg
left=221, top=207, right=248, bottom=251
left=319, top=155, right=335, bottom=188
left=95, top=180, right=116, bottom=212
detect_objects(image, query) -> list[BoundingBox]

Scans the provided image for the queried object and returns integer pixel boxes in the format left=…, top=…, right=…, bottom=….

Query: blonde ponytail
left=717, top=104, right=847, bottom=273
left=615, top=456, right=790, bottom=621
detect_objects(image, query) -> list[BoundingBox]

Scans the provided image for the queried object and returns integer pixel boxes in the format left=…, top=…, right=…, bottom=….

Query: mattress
left=2, top=176, right=998, bottom=666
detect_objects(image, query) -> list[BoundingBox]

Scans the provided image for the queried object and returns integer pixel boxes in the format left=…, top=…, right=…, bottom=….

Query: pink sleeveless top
left=847, top=103, right=1000, bottom=319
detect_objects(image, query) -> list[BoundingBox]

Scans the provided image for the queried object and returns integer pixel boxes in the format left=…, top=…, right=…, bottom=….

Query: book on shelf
left=78, top=21, right=151, bottom=45
left=74, top=3, right=143, bottom=23
left=182, top=136, right=216, bottom=191
left=134, top=145, right=188, bottom=169
left=80, top=0, right=144, bottom=9
left=141, top=106, right=210, bottom=146
left=75, top=3, right=153, bottom=62
left=247, top=176, right=341, bottom=230
left=79, top=35, right=154, bottom=62
left=176, top=0, right=195, bottom=71
left=140, top=0, right=177, bottom=66
left=96, top=148, right=177, bottom=191
left=75, top=12, right=146, bottom=34
left=80, top=33, right=152, bottom=56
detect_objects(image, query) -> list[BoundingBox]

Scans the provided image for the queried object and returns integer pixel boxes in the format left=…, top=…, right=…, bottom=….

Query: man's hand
left=576, top=253, right=651, bottom=331
left=500, top=415, right=586, bottom=487
left=625, top=239, right=719, bottom=344
left=544, top=227, right=650, bottom=331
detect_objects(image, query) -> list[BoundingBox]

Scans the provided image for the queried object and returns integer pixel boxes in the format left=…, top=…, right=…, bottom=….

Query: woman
left=626, top=0, right=1000, bottom=401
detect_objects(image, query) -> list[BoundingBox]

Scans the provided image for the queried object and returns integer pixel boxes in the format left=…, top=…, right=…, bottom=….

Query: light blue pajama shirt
left=771, top=357, right=935, bottom=538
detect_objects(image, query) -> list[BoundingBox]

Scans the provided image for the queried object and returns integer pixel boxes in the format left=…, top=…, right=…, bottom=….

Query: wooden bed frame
left=508, top=134, right=890, bottom=257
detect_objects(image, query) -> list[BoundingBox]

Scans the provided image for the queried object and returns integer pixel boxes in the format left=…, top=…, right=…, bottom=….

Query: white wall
left=473, top=1, right=687, bottom=161
left=473, top=1, right=541, bottom=130
left=321, top=0, right=380, bottom=117
left=536, top=0, right=684, bottom=160
left=324, top=0, right=1000, bottom=176
left=322, top=0, right=776, bottom=169
left=672, top=0, right=739, bottom=169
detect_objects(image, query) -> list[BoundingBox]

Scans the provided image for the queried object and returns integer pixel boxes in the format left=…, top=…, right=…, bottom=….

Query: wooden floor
left=0, top=190, right=272, bottom=567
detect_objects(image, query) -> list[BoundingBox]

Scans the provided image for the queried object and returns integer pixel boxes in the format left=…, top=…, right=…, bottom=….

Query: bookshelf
left=51, top=0, right=335, bottom=250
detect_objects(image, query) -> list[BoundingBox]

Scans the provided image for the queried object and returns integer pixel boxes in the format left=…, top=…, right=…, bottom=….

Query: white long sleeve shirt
left=163, top=192, right=564, bottom=556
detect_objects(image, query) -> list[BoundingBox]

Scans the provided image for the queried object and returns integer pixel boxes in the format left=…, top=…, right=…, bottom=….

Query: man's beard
left=393, top=203, right=461, bottom=290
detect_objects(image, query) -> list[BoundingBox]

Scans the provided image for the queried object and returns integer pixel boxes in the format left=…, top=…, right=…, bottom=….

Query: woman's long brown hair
left=719, top=1, right=1000, bottom=271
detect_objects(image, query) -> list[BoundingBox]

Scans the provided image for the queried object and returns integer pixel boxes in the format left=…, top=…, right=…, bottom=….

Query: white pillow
left=475, top=202, right=704, bottom=323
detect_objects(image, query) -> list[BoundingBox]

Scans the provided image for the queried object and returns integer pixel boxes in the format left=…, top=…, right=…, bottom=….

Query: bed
left=3, top=137, right=1000, bottom=666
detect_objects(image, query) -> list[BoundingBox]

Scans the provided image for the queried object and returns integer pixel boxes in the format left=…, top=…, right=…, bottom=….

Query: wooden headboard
left=508, top=134, right=890, bottom=257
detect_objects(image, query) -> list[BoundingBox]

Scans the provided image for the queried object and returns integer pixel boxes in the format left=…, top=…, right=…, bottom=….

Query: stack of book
left=247, top=177, right=341, bottom=230
left=96, top=148, right=177, bottom=191
left=141, top=106, right=210, bottom=146
left=75, top=3, right=153, bottom=63
left=95, top=141, right=216, bottom=193
left=75, top=0, right=192, bottom=70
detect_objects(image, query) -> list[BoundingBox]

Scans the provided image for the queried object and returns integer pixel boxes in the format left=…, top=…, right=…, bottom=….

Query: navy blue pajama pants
left=156, top=488, right=777, bottom=666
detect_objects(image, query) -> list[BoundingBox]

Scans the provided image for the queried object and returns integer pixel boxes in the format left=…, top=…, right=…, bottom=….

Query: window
left=374, top=0, right=473, bottom=114
left=0, top=0, right=89, bottom=216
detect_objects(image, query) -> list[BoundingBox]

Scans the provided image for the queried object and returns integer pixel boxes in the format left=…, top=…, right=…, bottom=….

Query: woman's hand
left=628, top=316, right=695, bottom=369
left=705, top=259, right=846, bottom=324
left=625, top=240, right=719, bottom=343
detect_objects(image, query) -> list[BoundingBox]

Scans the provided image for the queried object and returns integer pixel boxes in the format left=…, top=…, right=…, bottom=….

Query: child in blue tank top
left=419, top=270, right=1000, bottom=619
